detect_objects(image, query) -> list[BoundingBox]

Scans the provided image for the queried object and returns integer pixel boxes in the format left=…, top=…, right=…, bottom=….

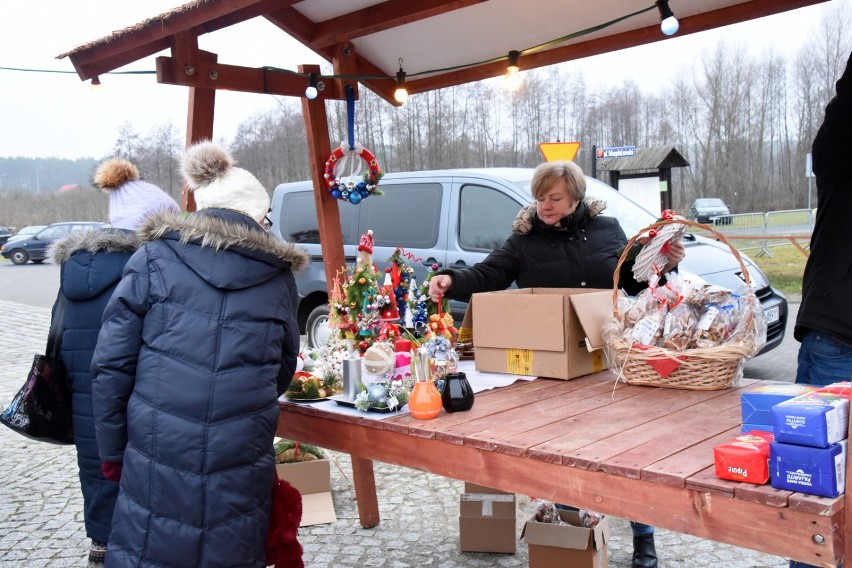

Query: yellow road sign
left=539, top=141, right=581, bottom=162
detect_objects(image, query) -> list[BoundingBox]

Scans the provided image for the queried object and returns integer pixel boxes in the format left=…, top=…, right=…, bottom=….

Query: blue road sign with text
left=596, top=146, right=636, bottom=159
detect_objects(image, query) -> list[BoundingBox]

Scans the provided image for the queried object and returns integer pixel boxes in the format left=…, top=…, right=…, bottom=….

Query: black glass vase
left=440, top=372, right=474, bottom=412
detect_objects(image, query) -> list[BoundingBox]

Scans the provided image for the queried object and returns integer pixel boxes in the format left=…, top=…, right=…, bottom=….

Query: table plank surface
left=277, top=372, right=846, bottom=566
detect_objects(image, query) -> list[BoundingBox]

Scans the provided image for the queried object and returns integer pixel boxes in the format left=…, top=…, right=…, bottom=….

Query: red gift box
left=714, top=430, right=774, bottom=484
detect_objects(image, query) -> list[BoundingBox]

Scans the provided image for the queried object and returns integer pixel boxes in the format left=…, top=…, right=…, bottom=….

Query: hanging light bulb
left=305, top=73, right=318, bottom=99
left=394, top=58, right=408, bottom=104
left=656, top=0, right=679, bottom=36
left=90, top=76, right=101, bottom=87
left=504, top=50, right=522, bottom=92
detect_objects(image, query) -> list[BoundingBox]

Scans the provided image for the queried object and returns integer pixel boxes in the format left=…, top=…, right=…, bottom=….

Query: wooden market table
left=277, top=372, right=848, bottom=567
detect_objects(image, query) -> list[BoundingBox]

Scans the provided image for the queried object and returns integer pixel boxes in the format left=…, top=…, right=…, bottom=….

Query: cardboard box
left=469, top=288, right=611, bottom=380
left=741, top=384, right=820, bottom=425
left=772, top=391, right=850, bottom=448
left=459, top=491, right=517, bottom=553
left=522, top=510, right=609, bottom=568
left=770, top=439, right=847, bottom=498
left=714, top=430, right=774, bottom=484
left=276, top=459, right=337, bottom=527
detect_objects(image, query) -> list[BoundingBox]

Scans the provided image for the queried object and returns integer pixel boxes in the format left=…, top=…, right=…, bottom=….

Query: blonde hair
left=531, top=161, right=586, bottom=202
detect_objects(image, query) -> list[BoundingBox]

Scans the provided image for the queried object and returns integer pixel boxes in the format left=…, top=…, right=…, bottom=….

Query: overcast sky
left=0, top=1, right=842, bottom=160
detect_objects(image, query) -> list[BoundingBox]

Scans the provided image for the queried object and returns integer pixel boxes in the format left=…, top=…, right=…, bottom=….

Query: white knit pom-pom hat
left=181, top=141, right=270, bottom=223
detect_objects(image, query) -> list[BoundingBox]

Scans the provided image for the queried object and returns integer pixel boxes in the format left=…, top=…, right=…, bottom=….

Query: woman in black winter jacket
left=429, top=160, right=684, bottom=568
left=91, top=142, right=309, bottom=568
left=49, top=158, right=180, bottom=567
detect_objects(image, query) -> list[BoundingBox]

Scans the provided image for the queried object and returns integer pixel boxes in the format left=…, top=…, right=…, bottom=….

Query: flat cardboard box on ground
left=459, top=482, right=517, bottom=554
left=522, top=510, right=609, bottom=568
left=275, top=459, right=337, bottom=527
left=467, top=288, right=611, bottom=380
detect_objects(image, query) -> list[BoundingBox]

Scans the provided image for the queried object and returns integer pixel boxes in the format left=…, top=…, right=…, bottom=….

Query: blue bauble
left=357, top=181, right=367, bottom=191
left=349, top=192, right=362, bottom=204
left=331, top=189, right=341, bottom=199
left=368, top=384, right=388, bottom=403
left=359, top=188, right=369, bottom=197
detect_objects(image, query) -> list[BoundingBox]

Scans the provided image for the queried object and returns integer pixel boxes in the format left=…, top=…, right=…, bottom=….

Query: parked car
left=0, top=222, right=106, bottom=265
left=269, top=168, right=786, bottom=353
left=688, top=198, right=732, bottom=225
left=5, top=225, right=48, bottom=244
left=0, top=226, right=11, bottom=246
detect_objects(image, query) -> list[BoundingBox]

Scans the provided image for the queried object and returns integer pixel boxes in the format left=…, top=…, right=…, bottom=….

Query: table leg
left=351, top=456, right=380, bottom=528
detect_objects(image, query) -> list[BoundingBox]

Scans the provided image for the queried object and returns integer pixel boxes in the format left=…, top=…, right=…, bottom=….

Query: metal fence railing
left=690, top=209, right=814, bottom=257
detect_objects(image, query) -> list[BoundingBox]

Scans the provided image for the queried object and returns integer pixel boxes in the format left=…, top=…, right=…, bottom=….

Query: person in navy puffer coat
left=49, top=157, right=180, bottom=568
left=91, top=141, right=308, bottom=568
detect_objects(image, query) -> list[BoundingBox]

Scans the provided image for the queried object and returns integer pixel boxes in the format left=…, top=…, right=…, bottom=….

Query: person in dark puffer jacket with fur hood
left=49, top=158, right=180, bottom=568
left=91, top=141, right=308, bottom=567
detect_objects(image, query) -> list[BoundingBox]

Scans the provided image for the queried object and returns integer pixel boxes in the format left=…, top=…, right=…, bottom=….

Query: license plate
left=763, top=306, right=780, bottom=324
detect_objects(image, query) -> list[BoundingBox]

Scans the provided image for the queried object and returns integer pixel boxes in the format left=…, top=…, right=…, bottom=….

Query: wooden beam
left=300, top=64, right=344, bottom=298
left=180, top=36, right=215, bottom=213
left=310, top=0, right=491, bottom=49
left=156, top=56, right=347, bottom=100
left=66, top=0, right=293, bottom=80
left=406, top=0, right=829, bottom=94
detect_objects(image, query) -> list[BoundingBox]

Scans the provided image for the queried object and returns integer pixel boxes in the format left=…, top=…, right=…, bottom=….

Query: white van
left=269, top=168, right=787, bottom=351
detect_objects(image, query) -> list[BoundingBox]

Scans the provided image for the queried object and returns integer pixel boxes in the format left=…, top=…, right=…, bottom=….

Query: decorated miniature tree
left=345, top=230, right=381, bottom=351
left=386, top=247, right=415, bottom=324
left=408, top=264, right=452, bottom=338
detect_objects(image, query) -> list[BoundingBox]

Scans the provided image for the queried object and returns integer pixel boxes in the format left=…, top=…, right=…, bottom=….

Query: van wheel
left=306, top=305, right=331, bottom=350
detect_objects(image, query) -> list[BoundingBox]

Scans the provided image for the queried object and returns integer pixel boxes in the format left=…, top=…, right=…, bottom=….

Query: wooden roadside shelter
left=595, top=144, right=690, bottom=213
left=58, top=0, right=826, bottom=293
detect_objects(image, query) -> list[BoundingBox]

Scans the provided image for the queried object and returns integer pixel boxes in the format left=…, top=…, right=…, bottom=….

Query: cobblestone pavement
left=0, top=296, right=796, bottom=567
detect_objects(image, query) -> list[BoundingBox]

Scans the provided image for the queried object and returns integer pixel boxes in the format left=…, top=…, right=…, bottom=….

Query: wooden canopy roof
left=59, top=0, right=826, bottom=106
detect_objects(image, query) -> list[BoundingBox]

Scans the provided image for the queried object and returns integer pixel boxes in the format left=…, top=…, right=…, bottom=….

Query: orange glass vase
left=408, top=380, right=442, bottom=420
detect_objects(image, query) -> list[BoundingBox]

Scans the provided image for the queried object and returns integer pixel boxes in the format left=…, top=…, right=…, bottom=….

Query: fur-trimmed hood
left=49, top=228, right=142, bottom=265
left=511, top=198, right=607, bottom=235
left=138, top=210, right=309, bottom=272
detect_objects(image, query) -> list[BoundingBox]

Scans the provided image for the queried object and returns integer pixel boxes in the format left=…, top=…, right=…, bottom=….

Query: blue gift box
left=772, top=392, right=849, bottom=448
left=770, top=440, right=847, bottom=498
left=741, top=383, right=819, bottom=426
left=741, top=423, right=773, bottom=435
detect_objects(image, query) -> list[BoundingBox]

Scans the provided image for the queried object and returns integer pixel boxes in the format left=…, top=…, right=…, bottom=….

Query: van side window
left=360, top=183, right=442, bottom=248
left=458, top=184, right=520, bottom=251
left=280, top=191, right=358, bottom=244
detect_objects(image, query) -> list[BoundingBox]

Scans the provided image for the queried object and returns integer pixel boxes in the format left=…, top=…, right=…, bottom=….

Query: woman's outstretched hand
left=429, top=275, right=453, bottom=302
left=662, top=238, right=686, bottom=273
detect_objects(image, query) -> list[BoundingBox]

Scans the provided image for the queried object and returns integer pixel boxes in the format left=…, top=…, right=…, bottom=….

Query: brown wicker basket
left=607, top=218, right=762, bottom=391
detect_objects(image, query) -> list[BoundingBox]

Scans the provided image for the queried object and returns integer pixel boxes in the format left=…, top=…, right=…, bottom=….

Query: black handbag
left=0, top=296, right=73, bottom=444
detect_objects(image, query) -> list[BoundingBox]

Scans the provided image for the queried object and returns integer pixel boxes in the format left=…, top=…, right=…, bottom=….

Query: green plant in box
left=274, top=438, right=325, bottom=464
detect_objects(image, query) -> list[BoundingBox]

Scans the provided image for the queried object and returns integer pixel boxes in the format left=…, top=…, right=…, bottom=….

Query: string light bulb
left=305, top=73, right=318, bottom=99
left=656, top=0, right=679, bottom=36
left=90, top=76, right=101, bottom=86
left=393, top=58, right=408, bottom=104
left=504, top=50, right=522, bottom=92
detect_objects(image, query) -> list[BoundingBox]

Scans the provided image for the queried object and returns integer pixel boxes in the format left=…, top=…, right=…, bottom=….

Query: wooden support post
left=351, top=456, right=380, bottom=528
left=300, top=63, right=343, bottom=292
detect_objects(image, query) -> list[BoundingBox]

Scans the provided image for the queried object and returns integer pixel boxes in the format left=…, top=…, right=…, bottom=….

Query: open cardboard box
left=464, top=288, right=611, bottom=380
left=459, top=482, right=517, bottom=553
left=522, top=509, right=609, bottom=567
left=275, top=459, right=337, bottom=527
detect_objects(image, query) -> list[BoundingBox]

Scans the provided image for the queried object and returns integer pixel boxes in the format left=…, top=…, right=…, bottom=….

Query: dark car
left=688, top=198, right=732, bottom=225
left=269, top=168, right=787, bottom=354
left=6, top=224, right=48, bottom=244
left=0, top=222, right=106, bottom=265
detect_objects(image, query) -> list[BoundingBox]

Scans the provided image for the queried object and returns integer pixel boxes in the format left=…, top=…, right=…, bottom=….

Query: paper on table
left=456, top=359, right=536, bottom=393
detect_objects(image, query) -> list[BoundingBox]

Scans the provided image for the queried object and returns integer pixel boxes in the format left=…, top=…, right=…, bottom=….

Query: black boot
left=632, top=533, right=658, bottom=568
